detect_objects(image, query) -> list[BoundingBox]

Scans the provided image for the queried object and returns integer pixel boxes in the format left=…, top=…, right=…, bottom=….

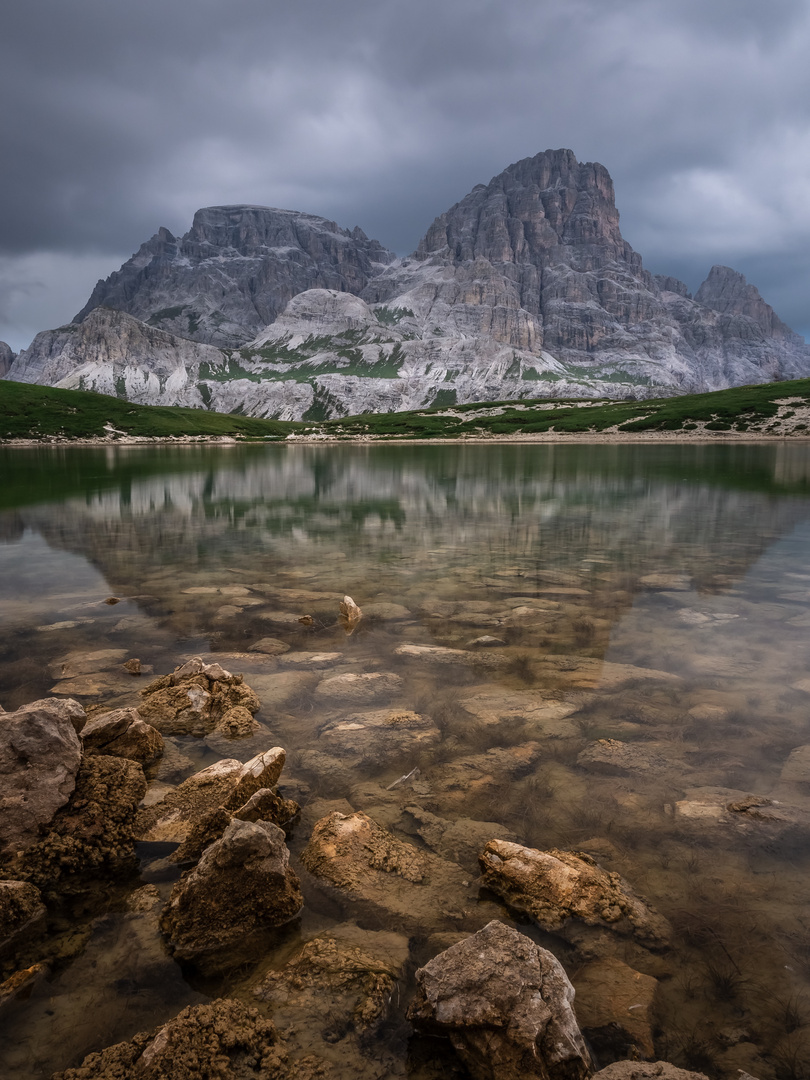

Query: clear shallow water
left=1, top=442, right=810, bottom=1078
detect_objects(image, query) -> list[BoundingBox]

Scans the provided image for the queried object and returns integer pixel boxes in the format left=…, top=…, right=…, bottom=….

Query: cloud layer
left=2, top=0, right=808, bottom=350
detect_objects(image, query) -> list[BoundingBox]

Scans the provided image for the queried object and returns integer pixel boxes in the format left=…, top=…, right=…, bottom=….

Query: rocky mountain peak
left=695, top=265, right=800, bottom=342
left=416, top=148, right=638, bottom=274
left=73, top=205, right=396, bottom=347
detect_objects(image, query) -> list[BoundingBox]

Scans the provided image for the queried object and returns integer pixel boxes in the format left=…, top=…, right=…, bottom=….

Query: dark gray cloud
left=1, top=0, right=808, bottom=350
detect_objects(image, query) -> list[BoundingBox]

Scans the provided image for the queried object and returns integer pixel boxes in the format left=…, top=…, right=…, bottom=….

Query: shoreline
left=3, top=430, right=810, bottom=448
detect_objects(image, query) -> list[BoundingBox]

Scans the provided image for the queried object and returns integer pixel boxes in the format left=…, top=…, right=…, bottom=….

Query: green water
left=1, top=441, right=810, bottom=1079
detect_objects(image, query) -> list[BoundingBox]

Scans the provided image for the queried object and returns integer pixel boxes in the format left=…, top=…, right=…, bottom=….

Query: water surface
left=1, top=441, right=810, bottom=1079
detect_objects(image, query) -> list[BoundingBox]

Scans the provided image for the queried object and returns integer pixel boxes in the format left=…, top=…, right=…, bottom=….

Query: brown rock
left=0, top=962, right=49, bottom=1013
left=314, top=672, right=403, bottom=705
left=123, top=658, right=142, bottom=675
left=248, top=637, right=291, bottom=655
left=81, top=707, right=164, bottom=765
left=160, top=819, right=303, bottom=971
left=138, top=658, right=261, bottom=736
left=572, top=957, right=658, bottom=1061
left=592, top=1063, right=710, bottom=1080
left=0, top=699, right=83, bottom=857
left=214, top=705, right=260, bottom=738
left=17, top=756, right=146, bottom=895
left=51, top=998, right=322, bottom=1080
left=301, top=811, right=477, bottom=933
left=479, top=841, right=671, bottom=949
left=314, top=709, right=440, bottom=768
left=135, top=759, right=245, bottom=842
left=0, top=880, right=46, bottom=958
left=408, top=920, right=592, bottom=1080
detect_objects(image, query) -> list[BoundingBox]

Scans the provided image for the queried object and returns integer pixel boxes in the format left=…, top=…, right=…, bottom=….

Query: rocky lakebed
left=1, top=440, right=810, bottom=1080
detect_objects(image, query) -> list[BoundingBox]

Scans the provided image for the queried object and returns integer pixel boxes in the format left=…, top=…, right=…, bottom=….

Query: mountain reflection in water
left=1, top=441, right=810, bottom=1079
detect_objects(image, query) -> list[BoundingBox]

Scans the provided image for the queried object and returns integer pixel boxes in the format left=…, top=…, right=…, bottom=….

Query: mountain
left=0, top=341, right=14, bottom=378
left=6, top=150, right=809, bottom=419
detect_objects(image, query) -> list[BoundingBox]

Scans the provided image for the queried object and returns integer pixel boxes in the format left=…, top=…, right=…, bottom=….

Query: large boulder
left=81, top=707, right=164, bottom=765
left=300, top=811, right=483, bottom=934
left=160, top=819, right=302, bottom=972
left=0, top=880, right=46, bottom=958
left=0, top=699, right=83, bottom=858
left=51, top=998, right=325, bottom=1080
left=479, top=842, right=671, bottom=949
left=15, top=756, right=147, bottom=897
left=407, top=920, right=592, bottom=1080
left=138, top=658, right=261, bottom=736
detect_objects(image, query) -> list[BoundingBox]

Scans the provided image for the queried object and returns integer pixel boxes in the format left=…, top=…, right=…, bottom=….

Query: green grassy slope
left=0, top=380, right=298, bottom=440
left=3, top=376, right=810, bottom=442
left=319, top=379, right=810, bottom=438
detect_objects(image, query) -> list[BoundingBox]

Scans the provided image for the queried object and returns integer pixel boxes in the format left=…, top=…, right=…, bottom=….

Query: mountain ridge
left=6, top=148, right=809, bottom=419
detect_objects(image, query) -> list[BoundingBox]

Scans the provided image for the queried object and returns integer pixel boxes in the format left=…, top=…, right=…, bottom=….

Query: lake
left=1, top=441, right=810, bottom=1079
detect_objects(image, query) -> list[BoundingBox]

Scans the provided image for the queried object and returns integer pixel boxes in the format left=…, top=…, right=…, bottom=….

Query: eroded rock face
left=160, top=819, right=302, bottom=971
left=138, top=658, right=261, bottom=736
left=0, top=700, right=84, bottom=858
left=81, top=707, right=164, bottom=765
left=51, top=997, right=323, bottom=1080
left=301, top=811, right=474, bottom=932
left=479, top=841, right=671, bottom=949
left=16, top=756, right=147, bottom=896
left=0, top=341, right=14, bottom=377
left=408, top=920, right=592, bottom=1080
left=135, top=758, right=245, bottom=843
left=0, top=880, right=46, bottom=958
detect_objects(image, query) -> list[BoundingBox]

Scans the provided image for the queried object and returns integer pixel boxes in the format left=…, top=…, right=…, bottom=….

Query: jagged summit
left=74, top=204, right=396, bottom=347
left=7, top=149, right=810, bottom=420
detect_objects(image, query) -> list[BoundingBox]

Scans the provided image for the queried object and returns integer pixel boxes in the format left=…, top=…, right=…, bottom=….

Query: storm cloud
left=1, top=0, right=809, bottom=349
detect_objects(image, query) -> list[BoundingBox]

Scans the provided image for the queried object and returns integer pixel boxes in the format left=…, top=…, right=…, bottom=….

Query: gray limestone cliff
left=0, top=341, right=15, bottom=378
left=5, top=150, right=809, bottom=420
left=74, top=206, right=396, bottom=347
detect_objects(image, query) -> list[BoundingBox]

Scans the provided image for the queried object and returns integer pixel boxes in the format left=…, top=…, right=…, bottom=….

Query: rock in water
left=0, top=880, right=46, bottom=958
left=80, top=707, right=164, bottom=765
left=137, top=658, right=261, bottom=736
left=408, top=920, right=592, bottom=1080
left=51, top=998, right=323, bottom=1080
left=160, top=818, right=302, bottom=972
left=479, top=841, right=671, bottom=949
left=0, top=699, right=83, bottom=858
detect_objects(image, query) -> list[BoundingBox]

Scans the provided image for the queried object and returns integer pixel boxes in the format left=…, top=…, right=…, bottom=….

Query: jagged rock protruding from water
left=0, top=341, right=14, bottom=377
left=51, top=997, right=323, bottom=1080
left=407, top=920, right=592, bottom=1080
left=15, top=755, right=146, bottom=896
left=81, top=707, right=164, bottom=765
left=479, top=841, right=671, bottom=949
left=74, top=205, right=396, bottom=346
left=0, top=699, right=83, bottom=858
left=160, top=818, right=302, bottom=972
left=137, top=657, right=261, bottom=736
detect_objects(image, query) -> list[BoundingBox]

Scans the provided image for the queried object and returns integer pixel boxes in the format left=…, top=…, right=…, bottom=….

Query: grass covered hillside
left=315, top=379, right=810, bottom=439
left=0, top=380, right=298, bottom=440
left=3, top=376, right=810, bottom=442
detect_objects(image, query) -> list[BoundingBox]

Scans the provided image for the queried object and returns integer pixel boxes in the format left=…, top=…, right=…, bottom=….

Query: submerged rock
left=408, top=920, right=592, bottom=1080
left=479, top=841, right=671, bottom=949
left=138, top=658, right=261, bottom=736
left=301, top=811, right=476, bottom=932
left=577, top=739, right=680, bottom=778
left=161, top=819, right=302, bottom=972
left=51, top=997, right=324, bottom=1080
left=673, top=786, right=810, bottom=840
left=0, top=699, right=84, bottom=858
left=314, top=672, right=403, bottom=705
left=0, top=880, right=46, bottom=958
left=81, top=707, right=164, bottom=765
left=592, top=1064, right=710, bottom=1080
left=572, top=957, right=658, bottom=1061
left=253, top=923, right=408, bottom=1061
left=314, top=709, right=440, bottom=768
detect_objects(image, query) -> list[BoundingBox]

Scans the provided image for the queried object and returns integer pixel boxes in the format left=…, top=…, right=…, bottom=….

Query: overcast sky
left=1, top=0, right=809, bottom=351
